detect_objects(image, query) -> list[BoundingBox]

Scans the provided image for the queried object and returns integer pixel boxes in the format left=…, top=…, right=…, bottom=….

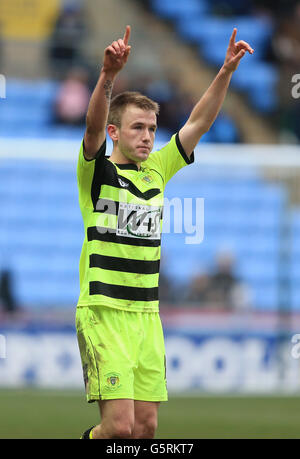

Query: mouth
left=137, top=146, right=150, bottom=152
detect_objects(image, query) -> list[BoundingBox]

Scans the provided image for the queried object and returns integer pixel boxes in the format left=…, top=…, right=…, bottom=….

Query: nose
left=142, top=128, right=151, bottom=143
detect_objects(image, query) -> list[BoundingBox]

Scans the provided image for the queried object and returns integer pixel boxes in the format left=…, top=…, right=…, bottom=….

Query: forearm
left=179, top=29, right=253, bottom=156
left=188, top=65, right=233, bottom=134
left=85, top=68, right=117, bottom=136
left=179, top=65, right=233, bottom=156
left=83, top=25, right=131, bottom=158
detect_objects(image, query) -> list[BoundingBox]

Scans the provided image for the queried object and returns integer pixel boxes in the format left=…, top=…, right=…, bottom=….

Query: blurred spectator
left=271, top=2, right=300, bottom=142
left=211, top=0, right=254, bottom=16
left=0, top=269, right=17, bottom=315
left=159, top=270, right=174, bottom=303
left=207, top=252, right=244, bottom=309
left=186, top=251, right=252, bottom=310
left=48, top=4, right=88, bottom=78
left=53, top=67, right=91, bottom=126
left=129, top=74, right=194, bottom=134
left=253, top=0, right=298, bottom=15
left=185, top=270, right=212, bottom=303
left=272, top=3, right=300, bottom=81
left=159, top=256, right=177, bottom=303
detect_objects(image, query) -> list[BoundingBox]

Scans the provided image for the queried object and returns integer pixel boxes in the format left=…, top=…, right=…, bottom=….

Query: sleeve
left=77, top=138, right=106, bottom=184
left=77, top=138, right=106, bottom=209
left=148, top=132, right=194, bottom=187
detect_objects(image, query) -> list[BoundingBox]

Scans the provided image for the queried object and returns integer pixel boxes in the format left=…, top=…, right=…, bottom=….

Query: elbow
left=200, top=125, right=210, bottom=135
left=187, top=118, right=211, bottom=136
left=85, top=113, right=94, bottom=133
left=85, top=117, right=101, bottom=138
left=197, top=119, right=213, bottom=135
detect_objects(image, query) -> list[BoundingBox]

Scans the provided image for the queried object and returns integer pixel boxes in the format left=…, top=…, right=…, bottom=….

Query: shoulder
left=147, top=132, right=193, bottom=167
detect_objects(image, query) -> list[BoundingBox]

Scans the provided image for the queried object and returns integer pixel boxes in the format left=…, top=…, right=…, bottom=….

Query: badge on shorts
left=105, top=372, right=121, bottom=391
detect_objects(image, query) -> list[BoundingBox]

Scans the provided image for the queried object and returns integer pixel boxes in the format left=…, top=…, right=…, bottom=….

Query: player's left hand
left=223, top=28, right=254, bottom=72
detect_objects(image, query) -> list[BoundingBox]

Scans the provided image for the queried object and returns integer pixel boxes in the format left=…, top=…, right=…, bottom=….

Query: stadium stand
left=162, top=168, right=288, bottom=311
left=0, top=0, right=299, bottom=315
left=0, top=142, right=297, bottom=313
left=148, top=0, right=278, bottom=114
left=0, top=0, right=60, bottom=40
left=0, top=77, right=239, bottom=143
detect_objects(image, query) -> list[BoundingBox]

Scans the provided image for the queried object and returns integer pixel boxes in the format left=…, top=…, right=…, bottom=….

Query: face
left=109, top=105, right=157, bottom=164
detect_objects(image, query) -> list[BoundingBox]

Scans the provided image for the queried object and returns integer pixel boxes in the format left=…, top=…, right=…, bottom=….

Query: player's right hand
left=103, top=25, right=131, bottom=75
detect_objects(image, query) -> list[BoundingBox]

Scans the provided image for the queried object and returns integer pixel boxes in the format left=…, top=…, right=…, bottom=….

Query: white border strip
left=1, top=136, right=300, bottom=167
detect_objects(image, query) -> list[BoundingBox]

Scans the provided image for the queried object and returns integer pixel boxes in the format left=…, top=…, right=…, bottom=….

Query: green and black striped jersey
left=76, top=132, right=194, bottom=312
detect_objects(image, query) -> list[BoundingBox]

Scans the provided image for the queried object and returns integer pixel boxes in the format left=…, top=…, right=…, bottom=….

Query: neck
left=109, top=146, right=141, bottom=169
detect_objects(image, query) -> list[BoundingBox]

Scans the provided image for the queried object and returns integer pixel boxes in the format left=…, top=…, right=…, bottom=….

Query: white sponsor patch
left=117, top=202, right=162, bottom=239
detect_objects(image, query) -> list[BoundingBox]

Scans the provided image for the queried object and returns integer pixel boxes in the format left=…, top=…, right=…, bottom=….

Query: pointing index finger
left=230, top=28, right=237, bottom=45
left=123, top=25, right=131, bottom=46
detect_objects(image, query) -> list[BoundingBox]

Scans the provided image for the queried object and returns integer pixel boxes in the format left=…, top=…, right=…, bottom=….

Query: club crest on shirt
left=105, top=372, right=121, bottom=391
left=141, top=174, right=153, bottom=184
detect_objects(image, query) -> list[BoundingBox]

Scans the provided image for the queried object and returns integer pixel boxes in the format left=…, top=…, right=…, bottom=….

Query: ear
left=107, top=124, right=119, bottom=143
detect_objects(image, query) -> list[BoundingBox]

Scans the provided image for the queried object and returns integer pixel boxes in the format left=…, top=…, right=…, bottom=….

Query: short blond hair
left=108, top=91, right=159, bottom=127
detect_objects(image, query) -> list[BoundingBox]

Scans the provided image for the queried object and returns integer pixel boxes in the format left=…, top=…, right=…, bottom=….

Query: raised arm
left=83, top=26, right=131, bottom=159
left=179, top=28, right=254, bottom=157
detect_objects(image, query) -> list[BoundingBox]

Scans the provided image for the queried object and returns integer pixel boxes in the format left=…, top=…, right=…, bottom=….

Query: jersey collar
left=114, top=163, right=140, bottom=171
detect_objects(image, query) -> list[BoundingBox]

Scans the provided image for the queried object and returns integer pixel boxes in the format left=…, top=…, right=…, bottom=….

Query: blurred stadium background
left=1, top=0, right=300, bottom=439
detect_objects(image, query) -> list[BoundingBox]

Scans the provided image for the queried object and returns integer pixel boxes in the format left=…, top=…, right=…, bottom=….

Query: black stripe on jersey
left=94, top=198, right=163, bottom=218
left=95, top=198, right=119, bottom=215
left=87, top=226, right=161, bottom=247
left=118, top=175, right=161, bottom=201
left=91, top=152, right=106, bottom=211
left=91, top=157, right=161, bottom=211
left=90, top=254, right=160, bottom=274
left=89, top=281, right=159, bottom=301
left=175, top=132, right=195, bottom=164
left=82, top=139, right=107, bottom=162
left=102, top=170, right=161, bottom=201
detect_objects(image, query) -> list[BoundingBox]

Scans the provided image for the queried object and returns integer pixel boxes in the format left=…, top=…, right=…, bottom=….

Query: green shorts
left=76, top=305, right=168, bottom=403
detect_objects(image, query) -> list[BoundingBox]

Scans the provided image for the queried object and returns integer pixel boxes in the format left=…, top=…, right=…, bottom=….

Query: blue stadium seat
left=173, top=12, right=277, bottom=113
left=0, top=110, right=53, bottom=128
left=231, top=61, right=279, bottom=112
left=248, top=86, right=278, bottom=113
left=150, top=0, right=209, bottom=21
left=163, top=253, right=201, bottom=283
left=204, top=206, right=282, bottom=231
left=210, top=114, right=239, bottom=143
left=176, top=16, right=273, bottom=53
left=204, top=230, right=280, bottom=257
left=5, top=79, right=58, bottom=105
left=235, top=258, right=279, bottom=283
left=15, top=272, right=79, bottom=306
left=0, top=79, right=86, bottom=139
left=290, top=211, right=300, bottom=252
left=250, top=282, right=279, bottom=310
left=290, top=284, right=300, bottom=311
left=0, top=137, right=290, bottom=311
